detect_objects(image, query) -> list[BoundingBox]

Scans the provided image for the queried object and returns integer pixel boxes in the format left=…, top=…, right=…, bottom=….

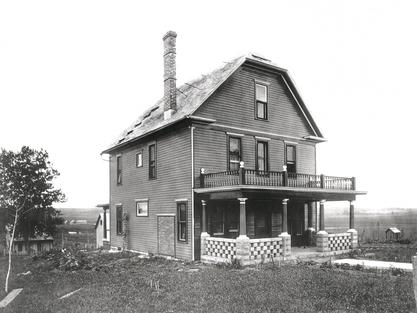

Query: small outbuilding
left=385, top=227, right=401, bottom=241
left=13, top=236, right=54, bottom=255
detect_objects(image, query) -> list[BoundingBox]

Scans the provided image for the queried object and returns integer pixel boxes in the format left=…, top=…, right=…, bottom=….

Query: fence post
left=200, top=168, right=205, bottom=188
left=239, top=161, right=245, bottom=185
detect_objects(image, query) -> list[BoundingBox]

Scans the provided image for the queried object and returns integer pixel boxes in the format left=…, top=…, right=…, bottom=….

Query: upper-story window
left=256, top=141, right=269, bottom=172
left=228, top=137, right=241, bottom=171
left=286, top=144, right=296, bottom=173
left=255, top=83, right=268, bottom=120
left=116, top=155, right=122, bottom=185
left=149, top=144, right=156, bottom=179
left=136, top=150, right=143, bottom=168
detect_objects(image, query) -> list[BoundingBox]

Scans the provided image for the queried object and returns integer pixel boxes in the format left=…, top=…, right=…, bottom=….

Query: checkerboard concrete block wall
left=206, top=238, right=236, bottom=259
left=328, top=233, right=351, bottom=251
left=249, top=238, right=283, bottom=260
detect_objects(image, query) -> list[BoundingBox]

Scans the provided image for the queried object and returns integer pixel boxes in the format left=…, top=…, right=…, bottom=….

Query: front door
left=157, top=215, right=175, bottom=257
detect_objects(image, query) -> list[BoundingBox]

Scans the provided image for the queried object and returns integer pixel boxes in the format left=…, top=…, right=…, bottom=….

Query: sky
left=1, top=0, right=417, bottom=211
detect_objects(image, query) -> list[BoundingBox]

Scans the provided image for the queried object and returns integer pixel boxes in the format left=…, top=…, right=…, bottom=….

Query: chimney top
left=163, top=30, right=177, bottom=40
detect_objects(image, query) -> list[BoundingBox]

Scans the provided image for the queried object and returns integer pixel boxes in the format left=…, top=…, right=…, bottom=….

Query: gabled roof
left=102, top=54, right=324, bottom=154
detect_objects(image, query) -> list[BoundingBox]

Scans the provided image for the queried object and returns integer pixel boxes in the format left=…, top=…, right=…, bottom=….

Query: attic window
left=255, top=83, right=268, bottom=120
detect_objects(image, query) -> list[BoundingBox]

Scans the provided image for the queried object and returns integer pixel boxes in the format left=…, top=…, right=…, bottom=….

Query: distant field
left=326, top=209, right=417, bottom=242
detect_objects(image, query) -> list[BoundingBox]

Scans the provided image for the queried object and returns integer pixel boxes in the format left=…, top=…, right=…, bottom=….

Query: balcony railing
left=199, top=166, right=356, bottom=191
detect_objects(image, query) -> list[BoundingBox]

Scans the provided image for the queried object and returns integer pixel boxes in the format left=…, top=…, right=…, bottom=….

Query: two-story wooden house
left=101, top=31, right=366, bottom=264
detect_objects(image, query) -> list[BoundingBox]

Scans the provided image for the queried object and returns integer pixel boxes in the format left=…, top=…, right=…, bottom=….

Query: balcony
left=198, top=166, right=356, bottom=191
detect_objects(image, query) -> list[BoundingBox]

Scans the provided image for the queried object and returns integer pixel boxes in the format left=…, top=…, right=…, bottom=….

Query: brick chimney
left=163, top=31, right=177, bottom=120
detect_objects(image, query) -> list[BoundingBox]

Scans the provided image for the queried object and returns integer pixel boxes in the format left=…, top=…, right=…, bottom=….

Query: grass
left=355, top=243, right=417, bottom=263
left=0, top=252, right=415, bottom=313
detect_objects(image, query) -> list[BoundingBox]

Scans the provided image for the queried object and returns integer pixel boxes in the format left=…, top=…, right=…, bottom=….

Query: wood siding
left=194, top=65, right=317, bottom=138
left=109, top=127, right=192, bottom=260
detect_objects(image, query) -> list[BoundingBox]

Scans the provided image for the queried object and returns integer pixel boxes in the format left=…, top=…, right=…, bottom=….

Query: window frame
left=227, top=136, right=242, bottom=171
left=255, top=83, right=268, bottom=120
left=177, top=202, right=187, bottom=242
left=116, top=154, right=122, bottom=185
left=135, top=150, right=143, bottom=168
left=148, top=144, right=156, bottom=180
left=285, top=144, right=297, bottom=174
left=116, top=205, right=123, bottom=235
left=255, top=140, right=269, bottom=173
left=136, top=199, right=149, bottom=217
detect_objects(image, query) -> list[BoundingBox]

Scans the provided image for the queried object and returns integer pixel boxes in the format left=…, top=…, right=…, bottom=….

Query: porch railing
left=199, top=166, right=356, bottom=191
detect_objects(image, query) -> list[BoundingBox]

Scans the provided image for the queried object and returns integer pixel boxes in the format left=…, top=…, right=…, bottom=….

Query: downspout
left=191, top=125, right=195, bottom=260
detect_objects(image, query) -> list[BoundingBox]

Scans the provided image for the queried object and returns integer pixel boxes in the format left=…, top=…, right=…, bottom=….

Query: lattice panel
left=250, top=239, right=283, bottom=260
left=328, top=234, right=351, bottom=251
left=206, top=238, right=236, bottom=259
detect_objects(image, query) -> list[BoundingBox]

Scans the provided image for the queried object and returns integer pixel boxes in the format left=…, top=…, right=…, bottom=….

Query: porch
left=195, top=165, right=365, bottom=265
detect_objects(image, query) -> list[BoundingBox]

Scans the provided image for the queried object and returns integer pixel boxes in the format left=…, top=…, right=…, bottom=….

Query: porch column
left=349, top=200, right=354, bottom=230
left=307, top=202, right=315, bottom=246
left=282, top=198, right=289, bottom=234
left=201, top=200, right=207, bottom=233
left=347, top=200, right=358, bottom=249
left=200, top=200, right=210, bottom=258
left=316, top=200, right=328, bottom=252
left=236, top=198, right=250, bottom=265
left=237, top=198, right=248, bottom=237
left=279, top=198, right=291, bottom=257
left=319, top=200, right=326, bottom=231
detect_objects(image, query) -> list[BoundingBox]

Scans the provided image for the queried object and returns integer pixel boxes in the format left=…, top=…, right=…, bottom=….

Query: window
left=116, top=205, right=123, bottom=235
left=136, top=150, right=143, bottom=167
left=256, top=141, right=269, bottom=172
left=177, top=202, right=187, bottom=241
left=116, top=155, right=122, bottom=185
left=228, top=137, right=241, bottom=171
left=149, top=144, right=156, bottom=179
left=255, top=84, right=268, bottom=120
left=136, top=199, right=149, bottom=217
left=286, top=145, right=296, bottom=173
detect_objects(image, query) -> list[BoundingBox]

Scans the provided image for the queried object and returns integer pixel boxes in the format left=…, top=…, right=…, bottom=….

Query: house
left=12, top=236, right=54, bottom=255
left=385, top=227, right=401, bottom=241
left=101, top=31, right=366, bottom=264
left=95, top=204, right=110, bottom=249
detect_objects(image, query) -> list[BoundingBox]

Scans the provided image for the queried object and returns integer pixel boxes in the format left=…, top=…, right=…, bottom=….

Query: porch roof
left=194, top=185, right=366, bottom=201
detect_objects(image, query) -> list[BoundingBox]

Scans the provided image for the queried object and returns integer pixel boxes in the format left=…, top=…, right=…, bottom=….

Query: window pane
left=256, top=101, right=265, bottom=118
left=149, top=145, right=155, bottom=161
left=179, top=204, right=186, bottom=221
left=136, top=152, right=142, bottom=167
left=287, top=146, right=295, bottom=162
left=180, top=224, right=186, bottom=240
left=257, top=142, right=265, bottom=158
left=137, top=201, right=148, bottom=216
left=229, top=138, right=240, bottom=154
left=256, top=84, right=267, bottom=102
